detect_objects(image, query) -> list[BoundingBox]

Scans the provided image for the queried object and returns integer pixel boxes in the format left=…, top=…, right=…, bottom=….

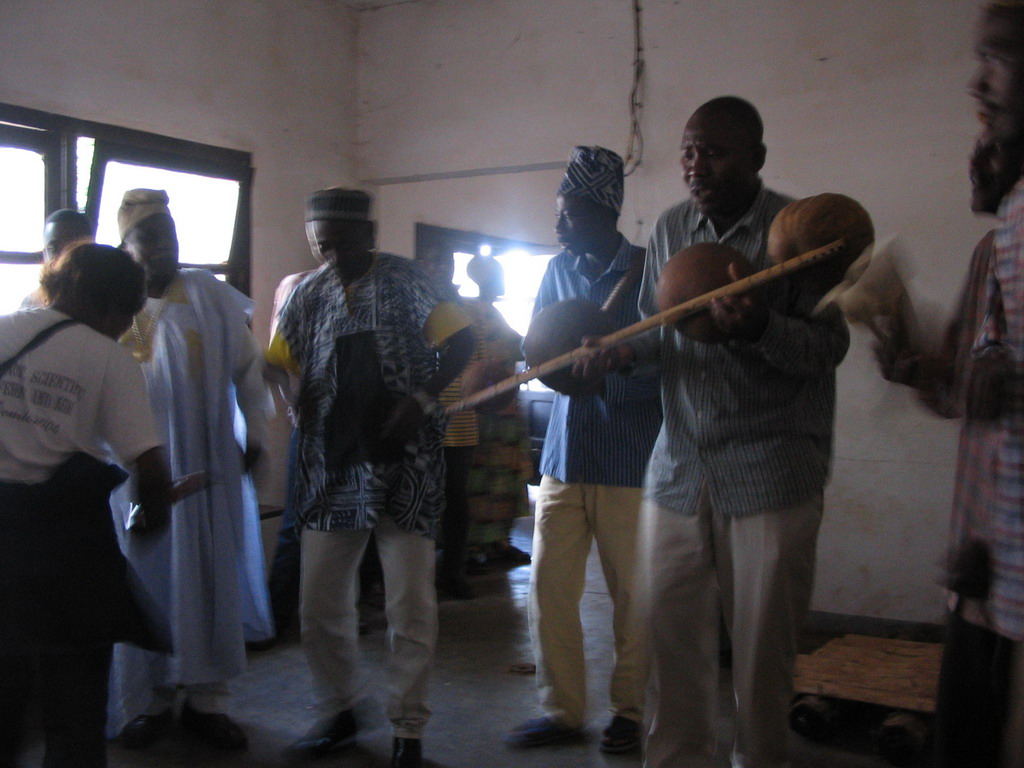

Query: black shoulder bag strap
left=0, top=319, right=79, bottom=379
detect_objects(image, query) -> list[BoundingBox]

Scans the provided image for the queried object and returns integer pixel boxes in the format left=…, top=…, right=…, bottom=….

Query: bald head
left=690, top=96, right=764, bottom=147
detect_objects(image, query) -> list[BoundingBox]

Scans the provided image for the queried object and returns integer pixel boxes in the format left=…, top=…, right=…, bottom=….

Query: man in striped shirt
left=506, top=147, right=661, bottom=753
left=611, top=97, right=849, bottom=768
left=879, top=5, right=1024, bottom=765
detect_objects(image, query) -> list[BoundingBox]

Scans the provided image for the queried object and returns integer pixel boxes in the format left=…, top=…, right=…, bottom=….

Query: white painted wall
left=358, top=0, right=990, bottom=623
left=0, top=0, right=361, bottom=503
left=0, top=0, right=991, bottom=622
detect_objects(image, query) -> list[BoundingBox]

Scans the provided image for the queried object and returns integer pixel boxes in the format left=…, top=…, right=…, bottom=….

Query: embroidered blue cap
left=558, top=146, right=624, bottom=215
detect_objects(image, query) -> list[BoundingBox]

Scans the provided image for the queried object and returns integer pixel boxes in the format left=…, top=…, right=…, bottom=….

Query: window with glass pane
left=0, top=265, right=46, bottom=313
left=76, top=136, right=95, bottom=212
left=95, top=162, right=240, bottom=266
left=0, top=102, right=252, bottom=316
left=417, top=223, right=554, bottom=336
left=0, top=146, right=47, bottom=313
left=0, top=146, right=45, bottom=254
left=452, top=249, right=555, bottom=338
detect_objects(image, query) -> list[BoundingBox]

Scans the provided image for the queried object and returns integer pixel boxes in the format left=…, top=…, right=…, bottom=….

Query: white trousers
left=641, top=490, right=822, bottom=768
left=300, top=515, right=438, bottom=738
left=529, top=476, right=648, bottom=728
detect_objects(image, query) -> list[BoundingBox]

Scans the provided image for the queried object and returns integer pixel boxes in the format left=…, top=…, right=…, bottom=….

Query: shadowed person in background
left=463, top=254, right=533, bottom=569
left=22, top=209, right=94, bottom=309
left=417, top=243, right=482, bottom=600
left=42, top=209, right=93, bottom=263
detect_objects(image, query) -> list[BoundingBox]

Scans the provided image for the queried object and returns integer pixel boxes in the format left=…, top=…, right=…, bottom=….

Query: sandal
left=600, top=715, right=640, bottom=753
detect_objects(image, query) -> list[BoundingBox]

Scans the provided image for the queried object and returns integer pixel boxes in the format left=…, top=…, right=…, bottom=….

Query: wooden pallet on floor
left=790, top=634, right=943, bottom=765
left=794, top=633, right=942, bottom=712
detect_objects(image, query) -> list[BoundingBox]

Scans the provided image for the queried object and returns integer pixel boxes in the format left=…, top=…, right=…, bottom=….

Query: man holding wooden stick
left=600, top=96, right=850, bottom=768
left=506, top=146, right=660, bottom=753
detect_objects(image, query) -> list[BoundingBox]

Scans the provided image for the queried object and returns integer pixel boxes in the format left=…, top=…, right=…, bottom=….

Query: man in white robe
left=107, top=189, right=272, bottom=751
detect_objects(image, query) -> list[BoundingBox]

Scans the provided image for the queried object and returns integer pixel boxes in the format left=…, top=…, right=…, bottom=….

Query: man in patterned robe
left=266, top=188, right=473, bottom=768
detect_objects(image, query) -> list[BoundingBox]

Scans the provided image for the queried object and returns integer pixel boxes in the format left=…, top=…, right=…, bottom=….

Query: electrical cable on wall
left=623, top=0, right=645, bottom=177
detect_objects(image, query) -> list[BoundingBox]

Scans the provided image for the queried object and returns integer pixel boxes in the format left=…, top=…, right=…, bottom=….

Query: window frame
left=0, top=102, right=253, bottom=294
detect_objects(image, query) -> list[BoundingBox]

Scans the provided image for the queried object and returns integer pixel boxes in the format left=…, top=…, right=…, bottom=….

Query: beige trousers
left=641, top=490, right=822, bottom=768
left=529, top=476, right=648, bottom=728
left=300, top=515, right=438, bottom=738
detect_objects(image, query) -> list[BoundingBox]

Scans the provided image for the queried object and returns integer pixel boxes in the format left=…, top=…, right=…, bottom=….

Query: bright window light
left=453, top=251, right=478, bottom=298
left=0, top=147, right=45, bottom=253
left=0, top=264, right=45, bottom=315
left=450, top=245, right=557, bottom=394
left=94, top=161, right=240, bottom=265
left=479, top=244, right=492, bottom=256
left=493, top=249, right=554, bottom=337
left=452, top=247, right=555, bottom=338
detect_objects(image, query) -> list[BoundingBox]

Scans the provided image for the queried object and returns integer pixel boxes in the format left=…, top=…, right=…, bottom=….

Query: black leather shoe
left=392, top=737, right=422, bottom=768
left=120, top=709, right=173, bottom=749
left=289, top=709, right=358, bottom=758
left=179, top=703, right=247, bottom=749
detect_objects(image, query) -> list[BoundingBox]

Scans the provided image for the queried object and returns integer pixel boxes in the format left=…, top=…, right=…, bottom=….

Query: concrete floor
left=20, top=516, right=913, bottom=768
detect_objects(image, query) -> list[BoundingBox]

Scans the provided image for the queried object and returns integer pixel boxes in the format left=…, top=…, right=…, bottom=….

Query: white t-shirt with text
left=0, top=308, right=161, bottom=484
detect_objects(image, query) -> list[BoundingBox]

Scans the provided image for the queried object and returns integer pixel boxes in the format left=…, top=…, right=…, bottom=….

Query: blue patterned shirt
left=638, top=186, right=849, bottom=516
left=534, top=235, right=661, bottom=488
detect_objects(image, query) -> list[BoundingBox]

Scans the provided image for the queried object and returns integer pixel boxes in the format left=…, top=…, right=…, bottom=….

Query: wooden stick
left=447, top=239, right=846, bottom=414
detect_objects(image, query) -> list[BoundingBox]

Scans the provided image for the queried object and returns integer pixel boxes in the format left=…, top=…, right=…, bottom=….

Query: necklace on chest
left=130, top=280, right=175, bottom=362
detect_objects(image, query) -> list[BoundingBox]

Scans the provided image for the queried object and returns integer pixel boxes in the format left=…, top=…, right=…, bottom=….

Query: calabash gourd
left=522, top=298, right=615, bottom=395
left=655, top=242, right=754, bottom=344
left=766, top=193, right=874, bottom=297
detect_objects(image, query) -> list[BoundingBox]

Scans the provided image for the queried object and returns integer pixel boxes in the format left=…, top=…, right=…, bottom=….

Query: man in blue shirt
left=506, top=146, right=661, bottom=753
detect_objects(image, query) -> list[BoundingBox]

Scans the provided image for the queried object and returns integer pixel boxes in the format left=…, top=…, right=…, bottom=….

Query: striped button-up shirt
left=535, top=235, right=662, bottom=488
left=637, top=185, right=849, bottom=517
left=952, top=179, right=1024, bottom=640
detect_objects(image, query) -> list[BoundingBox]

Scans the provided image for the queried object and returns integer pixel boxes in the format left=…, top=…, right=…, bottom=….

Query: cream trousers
left=529, top=476, right=648, bottom=728
left=641, top=490, right=822, bottom=768
left=300, top=515, right=437, bottom=739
